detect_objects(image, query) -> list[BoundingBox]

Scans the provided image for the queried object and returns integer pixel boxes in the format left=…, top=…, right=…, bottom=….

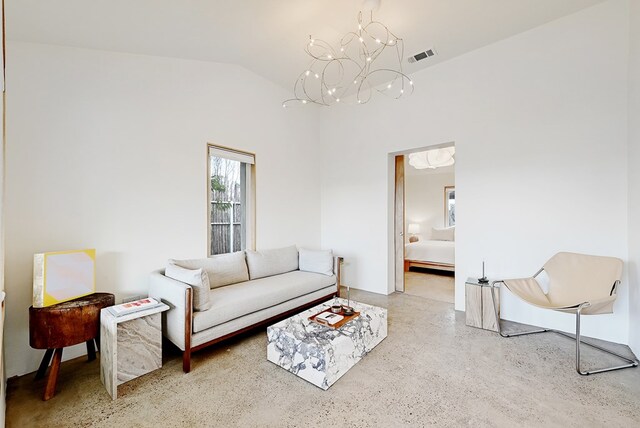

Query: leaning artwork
left=32, top=249, right=96, bottom=308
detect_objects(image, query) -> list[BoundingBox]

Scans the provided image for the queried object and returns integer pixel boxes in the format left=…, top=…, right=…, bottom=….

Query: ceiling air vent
left=408, top=48, right=436, bottom=64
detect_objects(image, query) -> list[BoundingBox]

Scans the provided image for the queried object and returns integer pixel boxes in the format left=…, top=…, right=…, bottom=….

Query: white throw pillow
left=165, top=263, right=212, bottom=312
left=170, top=251, right=249, bottom=289
left=245, top=245, right=299, bottom=279
left=299, top=248, right=334, bottom=276
left=431, top=227, right=455, bottom=241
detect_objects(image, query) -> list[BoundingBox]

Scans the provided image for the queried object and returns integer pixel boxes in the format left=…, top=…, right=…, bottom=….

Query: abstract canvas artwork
left=33, top=249, right=96, bottom=308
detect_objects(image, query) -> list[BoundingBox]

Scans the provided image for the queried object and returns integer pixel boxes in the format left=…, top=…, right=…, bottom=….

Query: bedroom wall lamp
left=408, top=223, right=420, bottom=242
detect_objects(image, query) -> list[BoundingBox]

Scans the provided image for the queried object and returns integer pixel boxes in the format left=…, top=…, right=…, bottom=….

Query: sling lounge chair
left=490, top=252, right=638, bottom=375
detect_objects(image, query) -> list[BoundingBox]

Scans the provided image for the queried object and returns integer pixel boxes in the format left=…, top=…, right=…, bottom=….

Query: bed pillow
left=246, top=245, right=299, bottom=279
left=165, top=263, right=212, bottom=312
left=299, top=248, right=334, bottom=276
left=431, top=227, right=455, bottom=241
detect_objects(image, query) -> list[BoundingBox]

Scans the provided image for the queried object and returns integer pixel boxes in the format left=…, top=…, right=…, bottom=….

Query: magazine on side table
left=107, top=297, right=163, bottom=317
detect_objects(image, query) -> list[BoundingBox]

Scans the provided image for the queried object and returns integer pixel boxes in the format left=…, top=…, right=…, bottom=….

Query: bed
left=404, top=240, right=455, bottom=272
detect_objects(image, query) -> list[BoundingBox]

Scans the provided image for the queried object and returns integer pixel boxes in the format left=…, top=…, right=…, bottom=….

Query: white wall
left=320, top=0, right=630, bottom=343
left=4, top=43, right=321, bottom=377
left=404, top=165, right=454, bottom=241
left=628, top=0, right=640, bottom=356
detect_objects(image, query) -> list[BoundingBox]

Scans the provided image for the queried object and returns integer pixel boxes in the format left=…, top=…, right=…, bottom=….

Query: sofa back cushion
left=170, top=251, right=249, bottom=289
left=164, top=263, right=213, bottom=311
left=246, top=245, right=299, bottom=280
left=299, top=248, right=334, bottom=276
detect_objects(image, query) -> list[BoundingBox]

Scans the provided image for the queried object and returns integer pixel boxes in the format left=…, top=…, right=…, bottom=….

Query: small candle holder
left=342, top=306, right=354, bottom=316
left=478, top=261, right=489, bottom=284
left=341, top=285, right=354, bottom=315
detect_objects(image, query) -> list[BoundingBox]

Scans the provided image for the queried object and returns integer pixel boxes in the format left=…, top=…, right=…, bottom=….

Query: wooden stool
left=29, top=292, right=115, bottom=400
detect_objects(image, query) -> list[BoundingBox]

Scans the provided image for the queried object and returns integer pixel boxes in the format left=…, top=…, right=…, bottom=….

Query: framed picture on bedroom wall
left=444, top=186, right=455, bottom=227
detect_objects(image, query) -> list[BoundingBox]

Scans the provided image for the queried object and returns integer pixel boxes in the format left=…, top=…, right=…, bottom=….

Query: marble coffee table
left=267, top=298, right=387, bottom=390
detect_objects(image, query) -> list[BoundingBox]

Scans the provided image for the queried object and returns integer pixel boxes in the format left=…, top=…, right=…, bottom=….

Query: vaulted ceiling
left=7, top=0, right=605, bottom=91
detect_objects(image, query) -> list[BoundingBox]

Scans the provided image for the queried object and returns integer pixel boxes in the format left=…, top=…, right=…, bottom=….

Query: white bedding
left=405, top=240, right=455, bottom=265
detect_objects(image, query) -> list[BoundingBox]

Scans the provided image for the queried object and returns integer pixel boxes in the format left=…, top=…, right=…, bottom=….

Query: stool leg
left=86, top=340, right=96, bottom=361
left=35, top=349, right=54, bottom=380
left=44, top=348, right=63, bottom=401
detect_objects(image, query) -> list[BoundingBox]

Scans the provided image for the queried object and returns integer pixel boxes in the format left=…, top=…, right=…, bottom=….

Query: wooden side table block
left=482, top=287, right=499, bottom=332
left=465, top=277, right=499, bottom=332
left=465, top=283, right=483, bottom=328
left=29, top=293, right=115, bottom=401
left=100, top=304, right=169, bottom=400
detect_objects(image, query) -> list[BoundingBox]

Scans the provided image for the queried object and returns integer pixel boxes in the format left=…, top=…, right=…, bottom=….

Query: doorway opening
left=392, top=143, right=455, bottom=303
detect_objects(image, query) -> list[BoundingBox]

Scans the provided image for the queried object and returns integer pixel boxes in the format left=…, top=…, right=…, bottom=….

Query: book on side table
left=107, top=297, right=163, bottom=317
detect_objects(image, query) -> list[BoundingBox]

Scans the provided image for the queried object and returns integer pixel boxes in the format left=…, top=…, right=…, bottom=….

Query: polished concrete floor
left=6, top=288, right=640, bottom=427
left=404, top=269, right=455, bottom=303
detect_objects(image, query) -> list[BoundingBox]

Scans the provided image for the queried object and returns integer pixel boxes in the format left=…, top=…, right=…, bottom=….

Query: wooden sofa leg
left=404, top=260, right=410, bottom=272
left=183, top=288, right=192, bottom=373
left=183, top=349, right=191, bottom=373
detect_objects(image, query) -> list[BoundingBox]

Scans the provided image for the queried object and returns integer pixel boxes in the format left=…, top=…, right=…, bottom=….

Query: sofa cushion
left=170, top=251, right=249, bottom=289
left=245, top=245, right=298, bottom=280
left=299, top=248, right=334, bottom=276
left=192, top=270, right=336, bottom=333
left=164, top=263, right=212, bottom=312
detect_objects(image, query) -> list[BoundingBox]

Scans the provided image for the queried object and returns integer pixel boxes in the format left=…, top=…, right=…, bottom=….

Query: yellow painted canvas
left=33, top=249, right=96, bottom=308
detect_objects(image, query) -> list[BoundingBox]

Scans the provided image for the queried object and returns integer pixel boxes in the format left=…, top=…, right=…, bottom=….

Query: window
left=208, top=145, right=255, bottom=256
left=444, top=186, right=455, bottom=227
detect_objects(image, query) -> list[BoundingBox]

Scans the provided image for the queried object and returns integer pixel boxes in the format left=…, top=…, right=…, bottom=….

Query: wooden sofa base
left=182, top=291, right=339, bottom=373
left=404, top=259, right=455, bottom=273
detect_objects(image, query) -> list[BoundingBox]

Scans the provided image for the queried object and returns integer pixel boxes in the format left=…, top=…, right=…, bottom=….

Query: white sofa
left=149, top=246, right=342, bottom=372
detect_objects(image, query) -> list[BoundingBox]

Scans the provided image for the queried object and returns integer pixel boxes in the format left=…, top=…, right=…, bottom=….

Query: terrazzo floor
left=6, top=288, right=640, bottom=427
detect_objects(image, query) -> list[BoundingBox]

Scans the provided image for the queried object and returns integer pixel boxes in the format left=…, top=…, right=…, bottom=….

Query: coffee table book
left=309, top=307, right=360, bottom=329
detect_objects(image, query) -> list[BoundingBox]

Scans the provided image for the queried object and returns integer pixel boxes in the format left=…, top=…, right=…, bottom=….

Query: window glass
left=445, top=186, right=455, bottom=227
left=208, top=146, right=254, bottom=255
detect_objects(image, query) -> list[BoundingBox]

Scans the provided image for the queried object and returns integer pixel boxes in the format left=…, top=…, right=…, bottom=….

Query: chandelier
left=409, top=147, right=455, bottom=170
left=283, top=6, right=413, bottom=107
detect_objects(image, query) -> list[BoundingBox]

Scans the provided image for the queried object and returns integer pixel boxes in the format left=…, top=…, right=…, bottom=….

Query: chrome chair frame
left=490, top=269, right=638, bottom=376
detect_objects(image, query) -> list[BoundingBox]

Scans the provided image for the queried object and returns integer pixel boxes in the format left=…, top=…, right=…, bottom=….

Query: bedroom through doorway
left=393, top=144, right=455, bottom=303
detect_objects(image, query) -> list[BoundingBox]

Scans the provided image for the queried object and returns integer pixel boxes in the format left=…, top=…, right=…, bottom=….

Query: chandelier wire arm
left=283, top=8, right=414, bottom=108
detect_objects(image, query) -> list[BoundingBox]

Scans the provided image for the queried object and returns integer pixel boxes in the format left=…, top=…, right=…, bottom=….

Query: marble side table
left=100, top=303, right=169, bottom=399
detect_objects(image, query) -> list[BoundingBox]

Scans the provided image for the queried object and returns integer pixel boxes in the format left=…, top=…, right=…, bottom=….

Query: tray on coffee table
left=309, top=307, right=360, bottom=329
